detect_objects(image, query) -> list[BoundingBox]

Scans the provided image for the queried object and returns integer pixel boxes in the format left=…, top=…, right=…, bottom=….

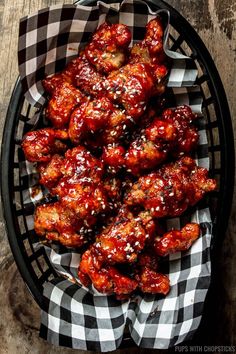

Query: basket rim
left=1, top=0, right=234, bottom=319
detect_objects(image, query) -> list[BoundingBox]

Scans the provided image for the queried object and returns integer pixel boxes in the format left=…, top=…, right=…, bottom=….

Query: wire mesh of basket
left=0, top=0, right=234, bottom=340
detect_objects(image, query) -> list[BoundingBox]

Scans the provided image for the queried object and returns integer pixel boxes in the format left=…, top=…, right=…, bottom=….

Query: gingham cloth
left=17, top=0, right=212, bottom=351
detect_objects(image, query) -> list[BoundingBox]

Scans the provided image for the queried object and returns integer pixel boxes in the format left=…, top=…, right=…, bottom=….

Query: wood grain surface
left=0, top=0, right=235, bottom=353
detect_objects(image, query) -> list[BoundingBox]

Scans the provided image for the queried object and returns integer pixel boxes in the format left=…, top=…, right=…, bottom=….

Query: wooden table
left=0, top=1, right=235, bottom=353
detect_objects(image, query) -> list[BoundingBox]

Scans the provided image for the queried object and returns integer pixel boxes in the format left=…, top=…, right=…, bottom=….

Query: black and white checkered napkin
left=17, top=0, right=212, bottom=350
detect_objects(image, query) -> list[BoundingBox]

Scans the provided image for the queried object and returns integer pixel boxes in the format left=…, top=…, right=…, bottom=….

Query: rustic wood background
left=0, top=0, right=235, bottom=353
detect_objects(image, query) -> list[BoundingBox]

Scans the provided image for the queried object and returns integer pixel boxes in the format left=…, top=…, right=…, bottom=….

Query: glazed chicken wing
left=50, top=146, right=107, bottom=220
left=125, top=105, right=198, bottom=174
left=125, top=138, right=168, bottom=176
left=79, top=207, right=156, bottom=269
left=136, top=265, right=170, bottom=295
left=38, top=154, right=64, bottom=189
left=46, top=82, right=86, bottom=128
left=135, top=254, right=170, bottom=295
left=34, top=201, right=85, bottom=247
left=85, top=22, right=131, bottom=74
left=103, top=106, right=199, bottom=175
left=105, top=63, right=155, bottom=119
left=160, top=105, right=199, bottom=156
left=61, top=145, right=104, bottom=183
left=78, top=248, right=138, bottom=298
left=154, top=223, right=200, bottom=257
left=21, top=128, right=68, bottom=162
left=78, top=207, right=156, bottom=298
left=43, top=53, right=105, bottom=98
left=54, top=178, right=108, bottom=222
left=125, top=156, right=217, bottom=217
left=38, top=145, right=104, bottom=192
left=129, top=17, right=168, bottom=95
left=68, top=97, right=125, bottom=145
left=69, top=96, right=137, bottom=146
left=92, top=207, right=154, bottom=264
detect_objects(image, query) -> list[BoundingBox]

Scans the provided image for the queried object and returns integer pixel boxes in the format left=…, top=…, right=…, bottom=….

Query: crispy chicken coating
left=125, top=138, right=167, bottom=175
left=125, top=156, right=217, bottom=217
left=92, top=207, right=154, bottom=264
left=21, top=128, right=68, bottom=162
left=46, top=82, right=85, bottom=128
left=154, top=223, right=200, bottom=256
left=103, top=176, right=122, bottom=206
left=34, top=201, right=85, bottom=247
left=85, top=22, right=131, bottom=74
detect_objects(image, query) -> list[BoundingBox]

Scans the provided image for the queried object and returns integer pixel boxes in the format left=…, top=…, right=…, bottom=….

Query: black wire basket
left=1, top=0, right=234, bottom=347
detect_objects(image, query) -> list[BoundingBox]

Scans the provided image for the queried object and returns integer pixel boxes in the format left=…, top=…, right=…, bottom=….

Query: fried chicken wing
left=37, top=144, right=104, bottom=193
left=79, top=249, right=113, bottom=293
left=125, top=138, right=167, bottom=175
left=125, top=157, right=217, bottom=217
left=154, top=223, right=200, bottom=256
left=21, top=128, right=68, bottom=162
left=105, top=63, right=155, bottom=118
left=137, top=266, right=170, bottom=294
left=48, top=146, right=107, bottom=219
left=106, top=267, right=138, bottom=300
left=78, top=207, right=152, bottom=298
left=134, top=253, right=170, bottom=294
left=129, top=17, right=168, bottom=95
left=78, top=248, right=138, bottom=297
left=43, top=53, right=105, bottom=97
left=125, top=106, right=197, bottom=174
left=69, top=96, right=134, bottom=146
left=143, top=17, right=165, bottom=57
left=92, top=207, right=156, bottom=264
left=61, top=146, right=104, bottom=182
left=46, top=82, right=85, bottom=128
left=85, top=22, right=131, bottom=74
left=34, top=201, right=86, bottom=247
left=54, top=178, right=108, bottom=221
left=38, top=154, right=64, bottom=189
left=68, top=97, right=123, bottom=144
left=161, top=105, right=199, bottom=156
left=102, top=106, right=199, bottom=175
